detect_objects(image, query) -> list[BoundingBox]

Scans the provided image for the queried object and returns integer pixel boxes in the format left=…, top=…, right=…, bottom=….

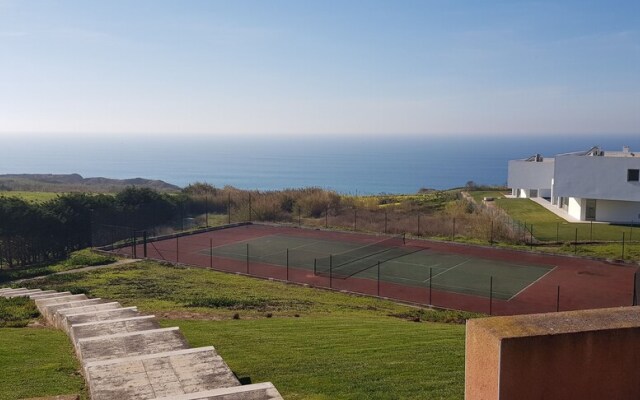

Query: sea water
left=0, top=134, right=638, bottom=194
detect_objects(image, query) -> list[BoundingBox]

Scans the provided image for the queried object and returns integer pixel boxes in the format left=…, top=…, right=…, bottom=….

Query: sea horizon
left=1, top=133, right=639, bottom=194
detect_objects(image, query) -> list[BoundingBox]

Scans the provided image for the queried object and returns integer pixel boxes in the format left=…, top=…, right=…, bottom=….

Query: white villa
left=508, top=146, right=640, bottom=223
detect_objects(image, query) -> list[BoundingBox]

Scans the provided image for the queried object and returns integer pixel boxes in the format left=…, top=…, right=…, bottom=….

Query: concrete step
left=63, top=306, right=139, bottom=330
left=35, top=294, right=88, bottom=309
left=151, top=382, right=284, bottom=400
left=55, top=302, right=123, bottom=331
left=4, top=289, right=50, bottom=298
left=0, top=287, right=27, bottom=293
left=41, top=298, right=107, bottom=325
left=28, top=291, right=73, bottom=300
left=77, top=327, right=190, bottom=363
left=84, top=347, right=240, bottom=400
left=71, top=315, right=159, bottom=345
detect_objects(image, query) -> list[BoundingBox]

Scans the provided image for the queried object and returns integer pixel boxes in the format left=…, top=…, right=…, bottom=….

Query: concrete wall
left=554, top=154, right=640, bottom=202
left=593, top=199, right=640, bottom=223
left=465, top=307, right=640, bottom=400
left=567, top=197, right=583, bottom=220
left=507, top=159, right=554, bottom=197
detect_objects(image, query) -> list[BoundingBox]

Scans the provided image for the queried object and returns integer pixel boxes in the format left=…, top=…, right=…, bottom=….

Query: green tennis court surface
left=199, top=234, right=554, bottom=300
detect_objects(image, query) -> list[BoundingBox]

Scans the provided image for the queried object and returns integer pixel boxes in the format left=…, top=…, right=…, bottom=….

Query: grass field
left=18, top=259, right=477, bottom=399
left=0, top=324, right=85, bottom=400
left=0, top=191, right=61, bottom=203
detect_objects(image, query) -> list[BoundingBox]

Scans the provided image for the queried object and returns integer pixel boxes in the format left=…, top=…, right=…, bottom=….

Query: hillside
left=0, top=173, right=180, bottom=193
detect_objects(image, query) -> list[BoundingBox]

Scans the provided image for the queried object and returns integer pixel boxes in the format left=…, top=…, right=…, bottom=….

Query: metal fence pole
left=329, top=254, right=333, bottom=288
left=325, top=206, right=329, bottom=228
left=227, top=193, right=231, bottom=224
left=384, top=210, right=388, bottom=234
left=246, top=243, right=249, bottom=274
left=209, top=238, right=213, bottom=269
left=176, top=236, right=179, bottom=263
left=556, top=285, right=560, bottom=312
left=417, top=214, right=421, bottom=236
left=429, top=267, right=433, bottom=306
left=205, top=196, right=209, bottom=228
left=621, top=232, right=625, bottom=260
left=354, top=209, right=357, bottom=231
left=377, top=261, right=381, bottom=297
left=490, top=220, right=493, bottom=245
left=132, top=230, right=137, bottom=258
left=143, top=231, right=148, bottom=258
left=556, top=222, right=559, bottom=243
left=286, top=248, right=289, bottom=280
left=298, top=208, right=301, bottom=227
left=314, top=258, right=317, bottom=275
left=489, top=276, right=493, bottom=316
left=574, top=228, right=578, bottom=255
left=590, top=220, right=593, bottom=241
left=530, top=225, right=534, bottom=250
left=452, top=218, right=456, bottom=241
left=633, top=272, right=637, bottom=306
left=249, top=193, right=252, bottom=222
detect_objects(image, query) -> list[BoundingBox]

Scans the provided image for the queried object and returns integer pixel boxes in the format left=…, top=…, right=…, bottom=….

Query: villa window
left=628, top=169, right=640, bottom=182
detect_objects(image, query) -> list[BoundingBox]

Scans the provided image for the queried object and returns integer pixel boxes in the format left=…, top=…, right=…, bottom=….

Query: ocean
left=1, top=134, right=638, bottom=194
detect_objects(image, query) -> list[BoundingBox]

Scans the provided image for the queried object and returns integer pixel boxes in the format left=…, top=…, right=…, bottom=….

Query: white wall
left=567, top=197, right=584, bottom=220
left=554, top=155, right=640, bottom=201
left=593, top=200, right=640, bottom=223
left=507, top=159, right=554, bottom=195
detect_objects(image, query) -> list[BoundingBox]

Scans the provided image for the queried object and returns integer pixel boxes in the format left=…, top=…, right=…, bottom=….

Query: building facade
left=507, top=146, right=640, bottom=222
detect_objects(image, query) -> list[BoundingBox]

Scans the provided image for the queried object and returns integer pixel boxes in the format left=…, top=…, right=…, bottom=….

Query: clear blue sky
left=0, top=0, right=638, bottom=136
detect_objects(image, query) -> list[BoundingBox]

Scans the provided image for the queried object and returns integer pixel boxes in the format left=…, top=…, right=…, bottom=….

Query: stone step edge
left=54, top=301, right=120, bottom=316
left=35, top=294, right=88, bottom=305
left=2, top=289, right=43, bottom=296
left=63, top=305, right=137, bottom=318
left=76, top=326, right=180, bottom=343
left=71, top=315, right=155, bottom=328
left=29, top=291, right=72, bottom=299
left=151, top=382, right=281, bottom=400
left=0, top=287, right=27, bottom=293
left=84, top=346, right=217, bottom=368
left=41, top=298, right=104, bottom=313
left=5, top=289, right=52, bottom=297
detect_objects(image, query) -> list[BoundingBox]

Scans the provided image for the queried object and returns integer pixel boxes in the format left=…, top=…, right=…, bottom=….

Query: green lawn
left=0, top=328, right=85, bottom=400
left=19, top=260, right=478, bottom=399
left=0, top=191, right=61, bottom=203
left=495, top=197, right=638, bottom=242
left=166, top=317, right=465, bottom=400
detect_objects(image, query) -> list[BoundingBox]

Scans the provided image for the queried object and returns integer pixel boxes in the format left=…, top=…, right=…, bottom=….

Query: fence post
left=589, top=220, right=593, bottom=241
left=246, top=243, right=249, bottom=274
left=329, top=254, right=333, bottom=288
left=489, top=276, right=493, bottom=316
left=429, top=267, right=433, bottom=306
left=377, top=261, right=381, bottom=297
left=574, top=228, right=578, bottom=255
left=530, top=225, right=534, bottom=250
left=205, top=196, right=209, bottom=228
left=621, top=232, right=625, bottom=260
left=633, top=272, right=637, bottom=306
left=384, top=209, right=388, bottom=234
left=227, top=193, right=231, bottom=224
left=325, top=206, right=329, bottom=228
left=417, top=214, right=421, bottom=236
left=490, top=220, right=493, bottom=245
left=314, top=258, right=317, bottom=275
left=298, top=208, right=301, bottom=227
left=176, top=236, right=179, bottom=263
left=556, top=222, right=559, bottom=243
left=249, top=193, right=252, bottom=222
left=143, top=231, right=148, bottom=258
left=556, top=285, right=560, bottom=312
left=209, top=238, right=213, bottom=269
left=354, top=209, right=357, bottom=231
left=631, top=220, right=634, bottom=240
left=452, top=218, right=456, bottom=241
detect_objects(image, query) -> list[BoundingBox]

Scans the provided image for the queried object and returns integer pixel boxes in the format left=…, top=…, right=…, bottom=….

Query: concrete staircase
left=1, top=287, right=283, bottom=400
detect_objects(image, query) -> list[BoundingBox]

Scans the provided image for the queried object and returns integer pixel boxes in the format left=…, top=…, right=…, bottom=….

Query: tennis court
left=116, top=223, right=635, bottom=315
left=196, top=232, right=553, bottom=300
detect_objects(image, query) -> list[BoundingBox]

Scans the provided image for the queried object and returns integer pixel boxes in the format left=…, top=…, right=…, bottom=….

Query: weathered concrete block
left=84, top=347, right=240, bottom=400
left=465, top=306, right=640, bottom=400
left=0, top=287, right=27, bottom=294
left=77, top=327, right=189, bottom=363
left=35, top=294, right=88, bottom=309
left=54, top=302, right=122, bottom=331
left=71, top=315, right=159, bottom=345
left=41, top=299, right=106, bottom=325
left=4, top=289, right=50, bottom=298
left=28, top=291, right=72, bottom=300
left=151, top=382, right=284, bottom=400
left=63, top=306, right=139, bottom=330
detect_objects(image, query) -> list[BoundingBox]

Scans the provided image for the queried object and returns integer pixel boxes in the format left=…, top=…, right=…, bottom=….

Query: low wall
left=465, top=307, right=640, bottom=399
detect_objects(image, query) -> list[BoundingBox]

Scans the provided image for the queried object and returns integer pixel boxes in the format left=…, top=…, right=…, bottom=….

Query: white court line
left=507, top=265, right=558, bottom=301
left=255, top=239, right=326, bottom=260
left=422, top=258, right=471, bottom=283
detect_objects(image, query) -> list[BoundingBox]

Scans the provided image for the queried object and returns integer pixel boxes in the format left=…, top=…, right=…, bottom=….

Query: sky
left=0, top=0, right=638, bottom=137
